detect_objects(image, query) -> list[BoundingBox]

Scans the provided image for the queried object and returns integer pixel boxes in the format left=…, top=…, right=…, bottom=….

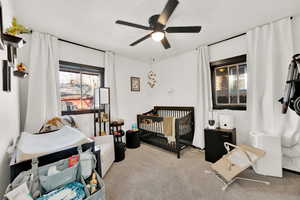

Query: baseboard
left=283, top=168, right=300, bottom=175
left=191, top=146, right=205, bottom=151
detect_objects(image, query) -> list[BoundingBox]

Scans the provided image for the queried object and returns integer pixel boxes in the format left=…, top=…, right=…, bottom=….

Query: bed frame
left=137, top=106, right=195, bottom=158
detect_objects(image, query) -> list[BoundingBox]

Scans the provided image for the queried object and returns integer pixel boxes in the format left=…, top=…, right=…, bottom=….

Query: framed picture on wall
left=131, top=77, right=140, bottom=92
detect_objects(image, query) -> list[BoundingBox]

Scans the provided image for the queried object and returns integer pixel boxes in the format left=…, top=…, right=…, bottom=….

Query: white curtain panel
left=194, top=46, right=212, bottom=149
left=24, top=32, right=60, bottom=133
left=247, top=18, right=300, bottom=171
left=104, top=51, right=119, bottom=120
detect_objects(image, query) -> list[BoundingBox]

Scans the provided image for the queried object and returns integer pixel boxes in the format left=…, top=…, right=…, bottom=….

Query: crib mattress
left=16, top=126, right=92, bottom=163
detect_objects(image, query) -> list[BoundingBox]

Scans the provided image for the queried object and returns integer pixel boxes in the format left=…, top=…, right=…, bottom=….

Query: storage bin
left=81, top=170, right=105, bottom=200
left=4, top=146, right=105, bottom=200
left=39, top=159, right=79, bottom=192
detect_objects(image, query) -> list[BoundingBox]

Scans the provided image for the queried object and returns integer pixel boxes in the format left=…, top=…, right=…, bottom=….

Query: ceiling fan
left=115, top=0, right=202, bottom=49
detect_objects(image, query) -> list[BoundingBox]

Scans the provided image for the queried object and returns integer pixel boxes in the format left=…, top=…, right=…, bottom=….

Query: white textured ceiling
left=12, top=0, right=300, bottom=63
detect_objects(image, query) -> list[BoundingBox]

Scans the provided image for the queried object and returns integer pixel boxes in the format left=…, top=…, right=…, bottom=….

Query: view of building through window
left=214, top=63, right=247, bottom=107
left=59, top=62, right=103, bottom=114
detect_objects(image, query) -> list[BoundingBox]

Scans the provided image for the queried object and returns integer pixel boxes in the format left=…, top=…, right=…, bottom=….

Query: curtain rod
left=28, top=30, right=106, bottom=53
left=207, top=16, right=294, bottom=47
left=58, top=38, right=105, bottom=53
left=208, top=33, right=246, bottom=47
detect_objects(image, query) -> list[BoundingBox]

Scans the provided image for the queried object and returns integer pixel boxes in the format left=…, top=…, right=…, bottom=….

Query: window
left=210, top=55, right=247, bottom=110
left=59, top=61, right=104, bottom=115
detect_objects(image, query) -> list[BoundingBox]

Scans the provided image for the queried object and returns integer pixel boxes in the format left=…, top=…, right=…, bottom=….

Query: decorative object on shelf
left=5, top=17, right=31, bottom=36
left=94, top=87, right=111, bottom=137
left=100, top=112, right=109, bottom=122
left=219, top=114, right=235, bottom=130
left=208, top=111, right=217, bottom=129
left=13, top=63, right=28, bottom=78
left=2, top=60, right=11, bottom=92
left=147, top=70, right=157, bottom=88
left=100, top=131, right=106, bottom=136
left=16, top=63, right=26, bottom=72
left=131, top=123, right=138, bottom=131
left=130, top=76, right=140, bottom=92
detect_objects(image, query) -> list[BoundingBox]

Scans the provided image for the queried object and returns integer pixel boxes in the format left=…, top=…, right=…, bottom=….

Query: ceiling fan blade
left=116, top=20, right=152, bottom=30
left=161, top=36, right=171, bottom=49
left=166, top=26, right=202, bottom=33
left=157, top=0, right=179, bottom=26
left=130, top=33, right=153, bottom=46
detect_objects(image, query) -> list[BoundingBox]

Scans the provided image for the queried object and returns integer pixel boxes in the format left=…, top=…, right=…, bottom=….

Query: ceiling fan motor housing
left=149, top=15, right=164, bottom=31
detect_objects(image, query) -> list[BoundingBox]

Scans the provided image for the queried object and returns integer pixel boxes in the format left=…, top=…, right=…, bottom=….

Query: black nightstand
left=204, top=128, right=236, bottom=163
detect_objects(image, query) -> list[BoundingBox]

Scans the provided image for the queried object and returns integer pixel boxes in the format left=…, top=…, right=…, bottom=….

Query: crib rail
left=137, top=106, right=195, bottom=158
left=137, top=114, right=164, bottom=134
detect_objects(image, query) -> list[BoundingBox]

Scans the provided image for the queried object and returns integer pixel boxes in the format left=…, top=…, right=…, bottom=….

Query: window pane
left=239, top=64, right=247, bottom=104
left=215, top=67, right=229, bottom=104
left=229, top=66, right=238, bottom=104
left=81, top=73, right=101, bottom=110
left=60, top=71, right=81, bottom=111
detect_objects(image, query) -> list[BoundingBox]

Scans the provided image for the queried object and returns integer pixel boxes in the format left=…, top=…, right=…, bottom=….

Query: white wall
left=115, top=54, right=151, bottom=131
left=59, top=42, right=104, bottom=67
left=293, top=16, right=300, bottom=53
left=209, top=35, right=247, bottom=62
left=0, top=0, right=19, bottom=197
left=150, top=51, right=198, bottom=107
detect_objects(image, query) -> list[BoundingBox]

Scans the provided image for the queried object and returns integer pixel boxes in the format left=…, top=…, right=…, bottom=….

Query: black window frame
left=59, top=60, right=105, bottom=115
left=210, top=55, right=247, bottom=111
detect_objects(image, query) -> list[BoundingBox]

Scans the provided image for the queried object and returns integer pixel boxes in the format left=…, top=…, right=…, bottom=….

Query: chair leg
left=205, top=171, right=270, bottom=191
left=235, top=177, right=270, bottom=185
left=222, top=177, right=270, bottom=191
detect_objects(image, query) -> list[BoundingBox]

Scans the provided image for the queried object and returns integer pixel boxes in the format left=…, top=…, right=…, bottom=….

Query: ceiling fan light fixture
left=151, top=31, right=164, bottom=42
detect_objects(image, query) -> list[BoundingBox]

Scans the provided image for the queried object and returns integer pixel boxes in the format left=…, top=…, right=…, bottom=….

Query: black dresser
left=204, top=128, right=236, bottom=163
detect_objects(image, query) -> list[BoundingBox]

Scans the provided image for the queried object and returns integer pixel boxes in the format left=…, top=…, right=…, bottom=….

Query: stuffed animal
left=39, top=116, right=78, bottom=133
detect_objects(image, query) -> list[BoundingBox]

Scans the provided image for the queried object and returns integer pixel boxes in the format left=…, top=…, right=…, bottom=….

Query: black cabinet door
left=204, top=129, right=235, bottom=163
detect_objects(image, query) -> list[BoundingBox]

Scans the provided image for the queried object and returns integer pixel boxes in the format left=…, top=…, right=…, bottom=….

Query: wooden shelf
left=13, top=70, right=28, bottom=78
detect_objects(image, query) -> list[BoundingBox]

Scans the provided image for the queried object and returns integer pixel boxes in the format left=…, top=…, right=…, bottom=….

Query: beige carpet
left=104, top=144, right=300, bottom=200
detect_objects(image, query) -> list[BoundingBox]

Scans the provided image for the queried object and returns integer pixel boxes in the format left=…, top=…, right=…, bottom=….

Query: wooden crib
left=137, top=106, right=195, bottom=158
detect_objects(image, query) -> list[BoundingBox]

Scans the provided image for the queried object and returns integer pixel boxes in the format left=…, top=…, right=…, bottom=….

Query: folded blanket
left=163, top=117, right=175, bottom=142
